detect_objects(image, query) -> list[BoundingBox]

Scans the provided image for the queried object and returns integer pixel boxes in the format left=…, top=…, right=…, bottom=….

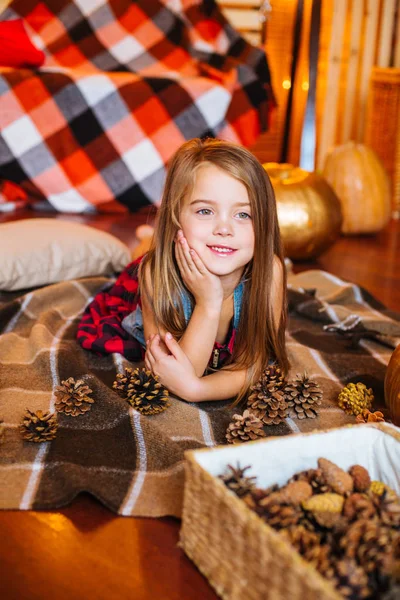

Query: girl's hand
left=175, top=230, right=223, bottom=310
left=145, top=333, right=200, bottom=402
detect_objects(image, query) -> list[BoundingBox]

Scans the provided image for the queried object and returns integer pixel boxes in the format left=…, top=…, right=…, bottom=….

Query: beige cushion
left=0, top=219, right=131, bottom=291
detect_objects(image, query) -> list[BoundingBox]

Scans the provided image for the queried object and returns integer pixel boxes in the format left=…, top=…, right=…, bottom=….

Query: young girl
left=77, top=138, right=289, bottom=403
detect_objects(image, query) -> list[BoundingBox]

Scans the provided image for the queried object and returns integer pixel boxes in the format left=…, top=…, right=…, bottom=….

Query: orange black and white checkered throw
left=0, top=0, right=275, bottom=213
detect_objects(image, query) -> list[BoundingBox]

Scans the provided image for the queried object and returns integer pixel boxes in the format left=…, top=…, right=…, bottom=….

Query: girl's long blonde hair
left=140, top=138, right=289, bottom=404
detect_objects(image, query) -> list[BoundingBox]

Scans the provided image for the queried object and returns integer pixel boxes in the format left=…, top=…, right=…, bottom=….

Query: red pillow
left=0, top=19, right=45, bottom=68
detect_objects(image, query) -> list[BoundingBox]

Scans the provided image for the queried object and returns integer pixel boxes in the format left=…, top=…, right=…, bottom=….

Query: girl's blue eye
left=237, top=212, right=251, bottom=219
left=197, top=209, right=213, bottom=215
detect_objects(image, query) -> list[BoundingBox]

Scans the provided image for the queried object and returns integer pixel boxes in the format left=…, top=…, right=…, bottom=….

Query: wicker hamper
left=180, top=423, right=400, bottom=600
left=365, top=67, right=400, bottom=218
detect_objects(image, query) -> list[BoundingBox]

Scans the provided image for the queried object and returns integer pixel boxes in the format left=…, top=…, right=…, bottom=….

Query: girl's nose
left=213, top=220, right=233, bottom=237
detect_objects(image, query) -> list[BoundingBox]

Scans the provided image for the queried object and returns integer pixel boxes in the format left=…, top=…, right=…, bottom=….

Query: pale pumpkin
left=263, top=163, right=342, bottom=260
left=323, top=142, right=391, bottom=234
left=384, top=344, right=400, bottom=426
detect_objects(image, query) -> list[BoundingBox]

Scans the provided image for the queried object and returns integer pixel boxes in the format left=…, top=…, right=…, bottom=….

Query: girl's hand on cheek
left=175, top=230, right=223, bottom=310
left=145, top=333, right=199, bottom=402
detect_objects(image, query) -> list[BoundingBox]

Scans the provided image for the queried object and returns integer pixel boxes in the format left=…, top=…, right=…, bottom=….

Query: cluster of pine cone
left=226, top=364, right=322, bottom=444
left=20, top=378, right=94, bottom=443
left=19, top=368, right=170, bottom=444
left=220, top=460, right=400, bottom=599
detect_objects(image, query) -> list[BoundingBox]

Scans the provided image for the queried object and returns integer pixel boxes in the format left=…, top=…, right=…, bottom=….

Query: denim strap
left=181, top=282, right=243, bottom=328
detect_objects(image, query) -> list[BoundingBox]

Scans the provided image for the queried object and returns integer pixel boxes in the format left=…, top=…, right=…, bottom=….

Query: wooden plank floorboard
left=0, top=208, right=399, bottom=600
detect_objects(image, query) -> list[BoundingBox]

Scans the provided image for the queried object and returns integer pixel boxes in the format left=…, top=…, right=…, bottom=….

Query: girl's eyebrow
left=190, top=199, right=251, bottom=207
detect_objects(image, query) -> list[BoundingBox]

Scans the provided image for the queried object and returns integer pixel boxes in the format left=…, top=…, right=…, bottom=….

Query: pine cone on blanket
left=284, top=373, right=322, bottom=419
left=258, top=363, right=285, bottom=390
left=55, top=377, right=94, bottom=417
left=219, top=463, right=257, bottom=498
left=113, top=367, right=138, bottom=398
left=356, top=408, right=385, bottom=423
left=225, top=410, right=266, bottom=444
left=338, top=382, right=374, bottom=416
left=119, top=368, right=170, bottom=416
left=20, top=409, right=58, bottom=443
left=247, top=387, right=288, bottom=425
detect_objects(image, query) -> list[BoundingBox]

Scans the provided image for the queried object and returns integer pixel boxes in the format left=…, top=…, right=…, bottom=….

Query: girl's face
left=179, top=163, right=255, bottom=280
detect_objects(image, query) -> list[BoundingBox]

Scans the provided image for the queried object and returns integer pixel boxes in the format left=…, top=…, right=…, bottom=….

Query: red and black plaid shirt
left=77, top=256, right=236, bottom=367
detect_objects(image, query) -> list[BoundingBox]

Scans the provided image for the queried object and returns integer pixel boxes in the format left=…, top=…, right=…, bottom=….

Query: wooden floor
left=1, top=208, right=399, bottom=600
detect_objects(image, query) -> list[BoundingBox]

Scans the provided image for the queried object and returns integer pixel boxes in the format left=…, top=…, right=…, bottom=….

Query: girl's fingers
left=163, top=332, right=186, bottom=360
left=175, top=241, right=187, bottom=276
left=149, top=335, right=168, bottom=361
left=144, top=356, right=152, bottom=371
left=179, top=236, right=196, bottom=272
left=189, top=249, right=207, bottom=275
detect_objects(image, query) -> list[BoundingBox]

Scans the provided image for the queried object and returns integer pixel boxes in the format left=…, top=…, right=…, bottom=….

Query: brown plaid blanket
left=0, top=0, right=274, bottom=213
left=0, top=270, right=399, bottom=517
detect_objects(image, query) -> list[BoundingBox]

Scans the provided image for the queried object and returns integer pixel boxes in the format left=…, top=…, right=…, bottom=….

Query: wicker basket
left=180, top=423, right=400, bottom=600
left=365, top=68, right=400, bottom=219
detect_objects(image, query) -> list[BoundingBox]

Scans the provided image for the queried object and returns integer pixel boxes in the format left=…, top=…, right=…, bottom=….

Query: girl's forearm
left=187, top=367, right=247, bottom=402
left=179, top=302, right=222, bottom=377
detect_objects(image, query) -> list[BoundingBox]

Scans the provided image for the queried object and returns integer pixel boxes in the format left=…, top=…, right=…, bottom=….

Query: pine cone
left=330, top=558, right=372, bottom=599
left=219, top=463, right=257, bottom=498
left=246, top=388, right=288, bottom=425
left=338, top=382, right=374, bottom=416
left=348, top=465, right=371, bottom=492
left=258, top=496, right=304, bottom=529
left=258, top=363, right=285, bottom=390
left=289, top=468, right=332, bottom=494
left=280, top=524, right=321, bottom=556
left=340, top=519, right=394, bottom=574
left=318, top=458, right=354, bottom=495
left=302, top=492, right=345, bottom=514
left=343, top=493, right=377, bottom=522
left=226, top=410, right=266, bottom=444
left=356, top=409, right=385, bottom=424
left=115, top=368, right=170, bottom=415
left=370, top=481, right=398, bottom=500
left=276, top=481, right=313, bottom=506
left=378, top=491, right=400, bottom=529
left=382, top=582, right=400, bottom=600
left=55, top=377, right=94, bottom=417
left=113, top=367, right=138, bottom=397
left=20, top=409, right=58, bottom=442
left=284, top=373, right=322, bottom=419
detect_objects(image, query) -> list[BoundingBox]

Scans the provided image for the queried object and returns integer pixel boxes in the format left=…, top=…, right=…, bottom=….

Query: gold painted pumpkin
left=384, top=344, right=400, bottom=426
left=263, top=163, right=342, bottom=260
left=323, top=142, right=391, bottom=234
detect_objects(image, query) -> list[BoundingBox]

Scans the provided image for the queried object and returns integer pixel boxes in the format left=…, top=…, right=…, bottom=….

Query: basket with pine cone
left=284, top=373, right=322, bottom=419
left=114, top=367, right=170, bottom=415
left=20, top=409, right=58, bottom=443
left=55, top=377, right=94, bottom=417
left=225, top=410, right=266, bottom=444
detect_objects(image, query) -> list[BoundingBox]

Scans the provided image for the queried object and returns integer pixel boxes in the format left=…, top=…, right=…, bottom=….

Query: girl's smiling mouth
left=207, top=245, right=237, bottom=256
